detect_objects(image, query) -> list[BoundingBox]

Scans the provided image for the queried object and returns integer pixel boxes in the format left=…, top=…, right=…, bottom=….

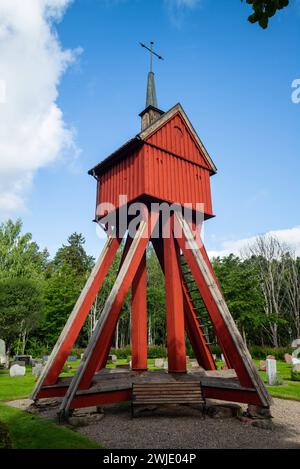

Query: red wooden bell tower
left=32, top=47, right=271, bottom=418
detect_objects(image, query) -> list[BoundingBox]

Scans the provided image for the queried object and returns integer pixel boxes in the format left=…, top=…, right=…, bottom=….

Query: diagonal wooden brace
left=174, top=211, right=271, bottom=407
left=58, top=207, right=159, bottom=418
left=31, top=233, right=122, bottom=400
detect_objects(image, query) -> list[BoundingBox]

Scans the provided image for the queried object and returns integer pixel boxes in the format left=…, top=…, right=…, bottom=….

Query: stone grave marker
left=291, top=338, right=300, bottom=349
left=266, top=358, right=277, bottom=385
left=9, top=364, right=26, bottom=377
left=67, top=355, right=77, bottom=362
left=190, top=359, right=200, bottom=368
left=154, top=358, right=164, bottom=368
left=13, top=355, right=32, bottom=366
left=284, top=353, right=293, bottom=364
left=43, top=355, right=49, bottom=364
left=259, top=360, right=266, bottom=371
left=32, top=363, right=43, bottom=377
left=0, top=339, right=5, bottom=356
left=0, top=339, right=7, bottom=367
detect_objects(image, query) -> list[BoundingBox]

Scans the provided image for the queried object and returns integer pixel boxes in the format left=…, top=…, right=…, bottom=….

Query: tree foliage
left=0, top=219, right=48, bottom=280
left=242, top=0, right=289, bottom=29
left=0, top=218, right=299, bottom=357
left=0, top=278, right=43, bottom=355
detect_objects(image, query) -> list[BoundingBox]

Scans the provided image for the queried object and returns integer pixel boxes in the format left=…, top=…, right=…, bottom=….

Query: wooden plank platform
left=38, top=369, right=262, bottom=407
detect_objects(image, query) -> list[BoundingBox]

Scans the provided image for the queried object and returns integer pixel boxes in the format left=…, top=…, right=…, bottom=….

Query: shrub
left=71, top=347, right=85, bottom=358
left=249, top=346, right=293, bottom=361
left=291, top=369, right=300, bottom=382
left=110, top=346, right=132, bottom=359
left=0, top=421, right=12, bottom=449
left=109, top=345, right=168, bottom=359
left=148, top=345, right=167, bottom=358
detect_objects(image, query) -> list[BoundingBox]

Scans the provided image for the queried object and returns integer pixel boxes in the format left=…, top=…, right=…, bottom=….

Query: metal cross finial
left=140, top=41, right=164, bottom=73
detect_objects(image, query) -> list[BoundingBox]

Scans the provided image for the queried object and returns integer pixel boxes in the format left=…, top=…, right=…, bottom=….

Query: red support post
left=131, top=252, right=148, bottom=371
left=163, top=225, right=187, bottom=373
left=151, top=237, right=215, bottom=370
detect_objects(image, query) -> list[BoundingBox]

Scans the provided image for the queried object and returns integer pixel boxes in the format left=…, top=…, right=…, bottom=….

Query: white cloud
left=164, top=0, right=202, bottom=27
left=207, top=226, right=300, bottom=259
left=0, top=0, right=80, bottom=216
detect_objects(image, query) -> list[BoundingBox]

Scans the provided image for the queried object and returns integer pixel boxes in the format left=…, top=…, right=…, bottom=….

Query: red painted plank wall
left=145, top=113, right=211, bottom=169
left=144, top=145, right=213, bottom=216
left=95, top=133, right=213, bottom=218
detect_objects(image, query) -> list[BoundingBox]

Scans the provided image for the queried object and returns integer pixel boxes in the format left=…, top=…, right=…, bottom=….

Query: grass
left=0, top=365, right=101, bottom=449
left=1, top=357, right=299, bottom=448
left=0, top=368, right=36, bottom=401
left=0, top=403, right=99, bottom=449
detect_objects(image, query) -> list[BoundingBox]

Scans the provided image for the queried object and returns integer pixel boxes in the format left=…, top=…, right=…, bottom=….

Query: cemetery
left=0, top=0, right=299, bottom=453
left=0, top=344, right=300, bottom=448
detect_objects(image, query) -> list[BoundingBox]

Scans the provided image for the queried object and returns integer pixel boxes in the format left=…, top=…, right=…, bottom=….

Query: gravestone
left=0, top=339, right=5, bottom=356
left=190, top=359, right=200, bottom=369
left=0, top=339, right=7, bottom=367
left=11, top=361, right=26, bottom=367
left=292, top=349, right=300, bottom=358
left=291, top=338, right=300, bottom=349
left=292, top=357, right=300, bottom=365
left=154, top=358, right=164, bottom=368
left=163, top=360, right=168, bottom=370
left=13, top=355, right=32, bottom=366
left=43, top=355, right=49, bottom=364
left=221, top=354, right=225, bottom=362
left=266, top=358, right=277, bottom=385
left=67, top=355, right=77, bottom=362
left=107, top=354, right=117, bottom=363
left=32, top=363, right=43, bottom=377
left=9, top=364, right=26, bottom=377
left=259, top=360, right=266, bottom=372
left=284, top=353, right=293, bottom=364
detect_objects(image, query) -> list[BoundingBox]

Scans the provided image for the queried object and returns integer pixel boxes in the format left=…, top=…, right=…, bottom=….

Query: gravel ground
left=7, top=397, right=300, bottom=449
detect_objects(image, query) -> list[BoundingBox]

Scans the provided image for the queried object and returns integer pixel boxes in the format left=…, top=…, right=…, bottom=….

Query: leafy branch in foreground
left=242, top=0, right=289, bottom=29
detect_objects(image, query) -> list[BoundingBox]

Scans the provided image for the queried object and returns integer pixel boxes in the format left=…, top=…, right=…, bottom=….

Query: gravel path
left=7, top=398, right=300, bottom=449
left=77, top=399, right=300, bottom=449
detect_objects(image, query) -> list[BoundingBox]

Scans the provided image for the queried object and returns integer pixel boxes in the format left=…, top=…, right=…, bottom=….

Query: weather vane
left=139, top=41, right=164, bottom=73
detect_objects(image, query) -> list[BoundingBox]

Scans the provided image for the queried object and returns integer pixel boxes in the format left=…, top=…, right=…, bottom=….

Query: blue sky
left=1, top=0, right=299, bottom=258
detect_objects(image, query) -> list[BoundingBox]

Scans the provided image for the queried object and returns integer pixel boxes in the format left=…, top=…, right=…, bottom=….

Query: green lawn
left=0, top=403, right=99, bottom=449
left=254, top=360, right=300, bottom=401
left=1, top=357, right=299, bottom=448
left=0, top=366, right=101, bottom=449
left=1, top=359, right=300, bottom=404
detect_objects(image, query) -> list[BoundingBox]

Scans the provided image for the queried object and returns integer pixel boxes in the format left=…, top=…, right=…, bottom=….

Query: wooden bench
left=131, top=382, right=206, bottom=417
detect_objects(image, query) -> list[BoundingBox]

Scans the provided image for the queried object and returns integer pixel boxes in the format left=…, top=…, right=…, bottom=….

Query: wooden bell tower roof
left=89, top=103, right=217, bottom=177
